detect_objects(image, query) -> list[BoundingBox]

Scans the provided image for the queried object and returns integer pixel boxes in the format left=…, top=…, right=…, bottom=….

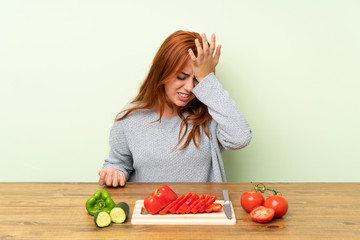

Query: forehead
left=177, top=59, right=193, bottom=75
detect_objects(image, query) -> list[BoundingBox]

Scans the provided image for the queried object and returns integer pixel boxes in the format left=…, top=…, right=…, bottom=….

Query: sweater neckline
left=150, top=109, right=180, bottom=121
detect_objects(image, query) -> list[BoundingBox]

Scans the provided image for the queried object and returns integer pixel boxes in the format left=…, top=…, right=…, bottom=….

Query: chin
left=175, top=102, right=188, bottom=107
left=172, top=96, right=195, bottom=108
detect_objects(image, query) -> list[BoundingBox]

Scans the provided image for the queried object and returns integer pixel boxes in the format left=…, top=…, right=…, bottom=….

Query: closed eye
left=177, top=76, right=186, bottom=80
left=177, top=71, right=191, bottom=80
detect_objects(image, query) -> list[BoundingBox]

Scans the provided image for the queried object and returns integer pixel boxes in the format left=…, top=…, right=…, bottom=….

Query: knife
left=222, top=189, right=232, bottom=220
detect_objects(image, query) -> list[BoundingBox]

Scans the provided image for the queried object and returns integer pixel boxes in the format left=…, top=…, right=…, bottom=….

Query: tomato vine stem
left=251, top=182, right=282, bottom=196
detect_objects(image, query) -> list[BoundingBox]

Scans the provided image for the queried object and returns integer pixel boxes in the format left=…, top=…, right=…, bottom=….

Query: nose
left=184, top=76, right=196, bottom=92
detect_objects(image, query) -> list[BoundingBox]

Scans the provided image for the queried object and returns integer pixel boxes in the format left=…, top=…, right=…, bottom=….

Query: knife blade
left=222, top=189, right=232, bottom=220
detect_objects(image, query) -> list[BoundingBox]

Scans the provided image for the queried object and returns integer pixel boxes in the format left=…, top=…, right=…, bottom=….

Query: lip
left=177, top=92, right=191, bottom=101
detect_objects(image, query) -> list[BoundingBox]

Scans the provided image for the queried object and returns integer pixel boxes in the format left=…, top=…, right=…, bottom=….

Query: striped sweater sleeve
left=192, top=72, right=252, bottom=150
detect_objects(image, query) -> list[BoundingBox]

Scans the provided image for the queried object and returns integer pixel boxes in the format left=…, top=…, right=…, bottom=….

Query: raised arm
left=190, top=33, right=252, bottom=150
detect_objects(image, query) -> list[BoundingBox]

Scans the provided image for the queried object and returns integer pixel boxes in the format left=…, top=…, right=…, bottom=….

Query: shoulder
left=113, top=102, right=154, bottom=126
left=115, top=102, right=153, bottom=118
left=109, top=103, right=142, bottom=137
left=115, top=102, right=139, bottom=120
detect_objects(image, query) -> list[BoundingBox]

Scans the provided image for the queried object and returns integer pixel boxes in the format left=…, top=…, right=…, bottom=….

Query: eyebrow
left=180, top=72, right=190, bottom=76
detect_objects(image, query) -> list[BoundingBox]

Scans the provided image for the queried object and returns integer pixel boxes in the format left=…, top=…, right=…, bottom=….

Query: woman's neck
left=153, top=104, right=178, bottom=119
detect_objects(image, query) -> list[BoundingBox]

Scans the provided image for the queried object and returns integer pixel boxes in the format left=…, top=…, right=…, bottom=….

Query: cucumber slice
left=110, top=202, right=129, bottom=223
left=94, top=211, right=111, bottom=227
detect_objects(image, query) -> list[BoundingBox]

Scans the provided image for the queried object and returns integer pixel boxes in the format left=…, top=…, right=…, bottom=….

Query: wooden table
left=1, top=182, right=359, bottom=239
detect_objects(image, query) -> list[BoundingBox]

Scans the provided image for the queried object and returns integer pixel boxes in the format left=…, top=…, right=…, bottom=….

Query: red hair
left=117, top=30, right=210, bottom=150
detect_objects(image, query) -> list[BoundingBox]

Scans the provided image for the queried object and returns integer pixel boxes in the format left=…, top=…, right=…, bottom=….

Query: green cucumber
left=94, top=211, right=111, bottom=227
left=110, top=202, right=129, bottom=223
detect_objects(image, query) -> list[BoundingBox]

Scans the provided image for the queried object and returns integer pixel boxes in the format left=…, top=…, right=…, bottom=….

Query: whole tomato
left=264, top=195, right=288, bottom=218
left=240, top=191, right=265, bottom=213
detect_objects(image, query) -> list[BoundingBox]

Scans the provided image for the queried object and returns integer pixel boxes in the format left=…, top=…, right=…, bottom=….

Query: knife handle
left=222, top=189, right=230, bottom=203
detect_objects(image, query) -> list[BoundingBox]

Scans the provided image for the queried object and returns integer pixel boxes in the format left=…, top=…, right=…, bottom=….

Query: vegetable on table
left=94, top=211, right=112, bottom=227
left=250, top=206, right=275, bottom=223
left=205, top=203, right=222, bottom=213
left=252, top=183, right=289, bottom=218
left=86, top=190, right=130, bottom=228
left=241, top=183, right=289, bottom=216
left=110, top=202, right=130, bottom=223
left=169, top=192, right=191, bottom=214
left=205, top=195, right=217, bottom=206
left=86, top=189, right=116, bottom=216
left=264, top=195, right=288, bottom=218
left=176, top=193, right=198, bottom=214
left=240, top=191, right=264, bottom=213
left=144, top=185, right=222, bottom=215
left=185, top=194, right=204, bottom=214
left=159, top=194, right=185, bottom=215
left=198, top=194, right=210, bottom=213
left=144, top=185, right=178, bottom=215
left=192, top=199, right=207, bottom=213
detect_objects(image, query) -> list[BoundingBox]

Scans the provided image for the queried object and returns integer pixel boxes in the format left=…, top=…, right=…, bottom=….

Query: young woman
left=98, top=30, right=252, bottom=187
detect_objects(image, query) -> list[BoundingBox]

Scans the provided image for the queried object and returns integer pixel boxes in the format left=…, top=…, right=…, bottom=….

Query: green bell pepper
left=86, top=190, right=116, bottom=215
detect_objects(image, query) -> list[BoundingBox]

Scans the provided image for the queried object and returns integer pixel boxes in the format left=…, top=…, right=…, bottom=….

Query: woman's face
left=164, top=59, right=199, bottom=108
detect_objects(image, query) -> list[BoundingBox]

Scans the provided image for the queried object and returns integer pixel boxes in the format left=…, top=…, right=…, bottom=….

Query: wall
left=1, top=0, right=359, bottom=182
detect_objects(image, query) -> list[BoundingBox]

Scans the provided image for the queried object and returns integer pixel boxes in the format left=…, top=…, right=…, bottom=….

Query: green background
left=1, top=0, right=359, bottom=182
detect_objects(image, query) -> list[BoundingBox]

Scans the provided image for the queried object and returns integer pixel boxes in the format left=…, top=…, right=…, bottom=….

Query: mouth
left=177, top=92, right=191, bottom=101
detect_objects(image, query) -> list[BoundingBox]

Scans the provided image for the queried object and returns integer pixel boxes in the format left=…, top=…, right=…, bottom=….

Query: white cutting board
left=131, top=200, right=236, bottom=225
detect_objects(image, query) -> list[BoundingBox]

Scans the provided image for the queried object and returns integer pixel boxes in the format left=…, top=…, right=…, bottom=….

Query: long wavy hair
left=117, top=30, right=211, bottom=150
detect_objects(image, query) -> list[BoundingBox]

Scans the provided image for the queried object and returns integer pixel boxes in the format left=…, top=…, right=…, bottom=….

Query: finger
left=119, top=171, right=126, bottom=186
left=213, top=44, right=221, bottom=67
left=201, top=33, right=209, bottom=54
left=112, top=171, right=119, bottom=187
left=209, top=33, right=216, bottom=55
left=105, top=168, right=113, bottom=186
left=98, top=170, right=106, bottom=185
left=188, top=48, right=197, bottom=62
left=195, top=38, right=203, bottom=59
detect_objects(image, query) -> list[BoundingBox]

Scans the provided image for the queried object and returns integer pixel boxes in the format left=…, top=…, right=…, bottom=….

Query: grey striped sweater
left=102, top=73, right=252, bottom=182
